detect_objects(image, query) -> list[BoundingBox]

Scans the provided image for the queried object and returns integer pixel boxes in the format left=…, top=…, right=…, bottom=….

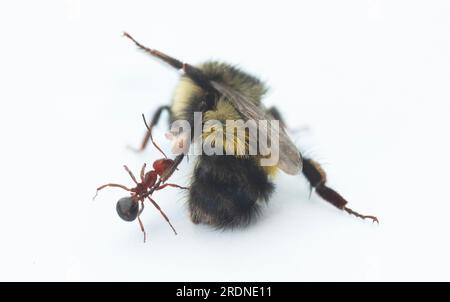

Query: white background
left=0, top=0, right=449, bottom=281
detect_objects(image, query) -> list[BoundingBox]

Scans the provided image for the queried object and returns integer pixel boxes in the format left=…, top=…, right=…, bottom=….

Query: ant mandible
left=93, top=114, right=188, bottom=242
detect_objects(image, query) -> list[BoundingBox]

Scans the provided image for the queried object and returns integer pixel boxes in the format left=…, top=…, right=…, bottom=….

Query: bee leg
left=123, top=32, right=184, bottom=70
left=266, top=106, right=377, bottom=222
left=302, top=158, right=379, bottom=223
left=123, top=32, right=214, bottom=92
left=128, top=105, right=171, bottom=153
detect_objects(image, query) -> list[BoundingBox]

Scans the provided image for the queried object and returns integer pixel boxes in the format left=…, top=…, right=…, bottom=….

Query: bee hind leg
left=302, top=158, right=379, bottom=223
left=267, top=106, right=377, bottom=223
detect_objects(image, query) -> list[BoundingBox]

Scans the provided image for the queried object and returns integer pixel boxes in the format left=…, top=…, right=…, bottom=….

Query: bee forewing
left=211, top=81, right=302, bottom=175
left=277, top=134, right=302, bottom=175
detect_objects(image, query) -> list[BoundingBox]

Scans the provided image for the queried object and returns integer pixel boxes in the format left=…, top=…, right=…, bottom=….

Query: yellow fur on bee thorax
left=202, top=99, right=280, bottom=177
left=171, top=77, right=202, bottom=118
left=202, top=99, right=249, bottom=157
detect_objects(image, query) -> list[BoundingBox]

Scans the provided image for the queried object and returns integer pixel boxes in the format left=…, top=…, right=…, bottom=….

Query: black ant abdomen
left=116, top=197, right=139, bottom=222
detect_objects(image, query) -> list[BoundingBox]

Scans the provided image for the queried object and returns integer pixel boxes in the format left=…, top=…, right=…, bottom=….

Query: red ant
left=93, top=115, right=187, bottom=242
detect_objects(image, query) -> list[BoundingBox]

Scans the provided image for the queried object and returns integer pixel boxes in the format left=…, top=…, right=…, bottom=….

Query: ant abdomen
left=116, top=197, right=139, bottom=221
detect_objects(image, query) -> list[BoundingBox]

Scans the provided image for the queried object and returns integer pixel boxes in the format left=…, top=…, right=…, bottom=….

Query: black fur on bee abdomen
left=188, top=155, right=274, bottom=229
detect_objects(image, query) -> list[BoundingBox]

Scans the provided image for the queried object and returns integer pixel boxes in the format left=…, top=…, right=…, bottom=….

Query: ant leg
left=156, top=183, right=189, bottom=190
left=140, top=163, right=147, bottom=182
left=93, top=183, right=131, bottom=200
left=137, top=199, right=147, bottom=242
left=146, top=195, right=177, bottom=235
left=302, top=158, right=379, bottom=223
left=123, top=165, right=139, bottom=185
left=137, top=216, right=146, bottom=243
left=128, top=105, right=171, bottom=153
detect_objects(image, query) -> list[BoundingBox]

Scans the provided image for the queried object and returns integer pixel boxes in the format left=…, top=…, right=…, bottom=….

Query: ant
left=93, top=114, right=187, bottom=242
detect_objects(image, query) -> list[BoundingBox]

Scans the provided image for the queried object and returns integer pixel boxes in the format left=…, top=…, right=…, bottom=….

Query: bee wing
left=211, top=81, right=302, bottom=175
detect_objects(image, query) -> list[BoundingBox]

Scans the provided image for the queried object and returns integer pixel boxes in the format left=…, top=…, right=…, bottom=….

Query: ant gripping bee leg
left=302, top=158, right=379, bottom=224
left=94, top=156, right=186, bottom=239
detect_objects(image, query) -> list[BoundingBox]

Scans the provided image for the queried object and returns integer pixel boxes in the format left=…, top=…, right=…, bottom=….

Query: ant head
left=116, top=197, right=139, bottom=221
left=153, top=158, right=175, bottom=176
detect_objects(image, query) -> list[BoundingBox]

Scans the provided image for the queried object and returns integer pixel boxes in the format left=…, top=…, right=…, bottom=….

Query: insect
left=102, top=32, right=378, bottom=237
left=94, top=121, right=188, bottom=241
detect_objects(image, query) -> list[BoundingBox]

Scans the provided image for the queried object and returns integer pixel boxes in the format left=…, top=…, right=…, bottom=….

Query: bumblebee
left=123, top=32, right=378, bottom=229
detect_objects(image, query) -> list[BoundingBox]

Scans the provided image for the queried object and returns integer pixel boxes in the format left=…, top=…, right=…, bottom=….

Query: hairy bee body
left=170, top=62, right=275, bottom=228
left=170, top=62, right=267, bottom=123
left=189, top=155, right=274, bottom=228
left=119, top=33, right=378, bottom=234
